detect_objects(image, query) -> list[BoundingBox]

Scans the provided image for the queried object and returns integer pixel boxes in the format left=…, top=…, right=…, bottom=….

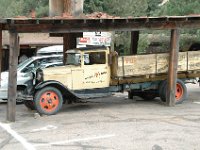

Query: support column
left=7, top=31, right=19, bottom=122
left=63, top=0, right=83, bottom=16
left=63, top=33, right=82, bottom=63
left=49, top=0, right=64, bottom=17
left=166, top=29, right=180, bottom=106
left=63, top=33, right=77, bottom=64
left=130, top=31, right=139, bottom=55
left=63, top=0, right=84, bottom=63
left=0, top=25, right=2, bottom=87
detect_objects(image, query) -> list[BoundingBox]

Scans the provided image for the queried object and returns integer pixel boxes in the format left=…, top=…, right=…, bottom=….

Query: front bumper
left=17, top=93, right=33, bottom=101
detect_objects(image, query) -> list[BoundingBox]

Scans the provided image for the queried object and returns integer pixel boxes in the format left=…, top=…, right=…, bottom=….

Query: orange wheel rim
left=39, top=91, right=59, bottom=112
left=175, top=83, right=183, bottom=101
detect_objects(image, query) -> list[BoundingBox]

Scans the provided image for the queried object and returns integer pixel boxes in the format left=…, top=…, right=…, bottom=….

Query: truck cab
left=38, top=46, right=111, bottom=94
left=22, top=46, right=112, bottom=114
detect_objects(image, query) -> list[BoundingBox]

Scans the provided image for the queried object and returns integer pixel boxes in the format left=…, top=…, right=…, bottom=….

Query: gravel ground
left=0, top=83, right=199, bottom=150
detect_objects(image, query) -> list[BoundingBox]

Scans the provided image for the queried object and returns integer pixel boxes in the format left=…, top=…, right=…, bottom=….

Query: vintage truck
left=19, top=46, right=200, bottom=115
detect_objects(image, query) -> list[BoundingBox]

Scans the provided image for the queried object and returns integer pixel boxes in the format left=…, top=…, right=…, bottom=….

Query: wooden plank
left=117, top=54, right=157, bottom=77
left=0, top=25, right=2, bottom=87
left=156, top=52, right=187, bottom=73
left=166, top=29, right=180, bottom=107
left=116, top=50, right=200, bottom=78
left=7, top=31, right=19, bottom=122
left=188, top=51, right=200, bottom=71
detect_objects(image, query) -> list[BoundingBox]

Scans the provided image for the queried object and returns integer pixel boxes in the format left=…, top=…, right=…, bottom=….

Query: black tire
left=34, top=86, right=63, bottom=115
left=24, top=101, right=35, bottom=110
left=140, top=92, right=157, bottom=100
left=159, top=79, right=187, bottom=104
left=158, top=80, right=167, bottom=101
left=128, top=90, right=134, bottom=99
left=159, top=80, right=167, bottom=102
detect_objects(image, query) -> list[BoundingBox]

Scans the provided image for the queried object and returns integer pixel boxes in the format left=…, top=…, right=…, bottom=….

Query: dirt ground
left=0, top=83, right=200, bottom=150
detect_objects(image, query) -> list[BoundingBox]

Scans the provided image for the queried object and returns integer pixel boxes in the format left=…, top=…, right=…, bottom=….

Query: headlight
left=36, top=69, right=43, bottom=83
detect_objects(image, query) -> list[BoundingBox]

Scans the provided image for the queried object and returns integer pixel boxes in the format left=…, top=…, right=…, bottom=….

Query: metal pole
left=166, top=29, right=180, bottom=106
left=7, top=31, right=19, bottom=122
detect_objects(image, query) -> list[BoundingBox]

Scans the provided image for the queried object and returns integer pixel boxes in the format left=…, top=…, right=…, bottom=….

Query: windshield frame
left=65, top=52, right=82, bottom=66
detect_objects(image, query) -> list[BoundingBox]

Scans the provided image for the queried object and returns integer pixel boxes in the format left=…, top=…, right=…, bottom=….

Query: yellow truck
left=19, top=46, right=200, bottom=115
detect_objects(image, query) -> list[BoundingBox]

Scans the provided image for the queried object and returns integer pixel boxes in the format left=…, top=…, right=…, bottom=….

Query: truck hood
left=43, top=66, right=72, bottom=75
left=42, top=65, right=80, bottom=82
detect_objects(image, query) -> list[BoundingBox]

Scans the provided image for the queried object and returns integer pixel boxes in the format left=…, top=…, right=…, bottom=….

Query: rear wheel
left=128, top=90, right=134, bottom=99
left=34, top=86, right=63, bottom=115
left=159, top=79, right=187, bottom=104
left=140, top=92, right=157, bottom=100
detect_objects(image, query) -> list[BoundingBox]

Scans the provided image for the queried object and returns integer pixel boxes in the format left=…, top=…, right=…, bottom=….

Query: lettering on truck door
left=83, top=51, right=110, bottom=89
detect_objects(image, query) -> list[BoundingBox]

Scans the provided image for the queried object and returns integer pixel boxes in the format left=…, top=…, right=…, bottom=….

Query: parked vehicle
left=0, top=55, right=62, bottom=102
left=19, top=46, right=200, bottom=115
left=36, top=45, right=63, bottom=56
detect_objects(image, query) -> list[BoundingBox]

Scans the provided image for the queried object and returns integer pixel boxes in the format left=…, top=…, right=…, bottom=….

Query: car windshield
left=17, top=57, right=33, bottom=70
left=66, top=53, right=81, bottom=65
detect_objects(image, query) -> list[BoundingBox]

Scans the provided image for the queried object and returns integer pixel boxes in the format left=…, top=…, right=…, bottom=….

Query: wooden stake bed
left=115, top=51, right=200, bottom=77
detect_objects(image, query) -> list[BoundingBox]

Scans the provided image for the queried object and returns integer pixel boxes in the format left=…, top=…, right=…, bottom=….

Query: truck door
left=83, top=51, right=110, bottom=90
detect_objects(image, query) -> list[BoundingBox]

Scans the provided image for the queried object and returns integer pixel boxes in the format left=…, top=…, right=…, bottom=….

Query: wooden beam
left=7, top=31, right=19, bottom=122
left=0, top=25, right=2, bottom=87
left=4, top=19, right=200, bottom=33
left=130, top=31, right=139, bottom=55
left=166, top=29, right=180, bottom=106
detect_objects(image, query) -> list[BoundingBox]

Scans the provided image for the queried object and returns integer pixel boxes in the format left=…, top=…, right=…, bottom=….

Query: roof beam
left=3, top=19, right=200, bottom=33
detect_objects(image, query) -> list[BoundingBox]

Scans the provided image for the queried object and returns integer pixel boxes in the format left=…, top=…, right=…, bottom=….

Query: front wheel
left=34, top=86, right=63, bottom=115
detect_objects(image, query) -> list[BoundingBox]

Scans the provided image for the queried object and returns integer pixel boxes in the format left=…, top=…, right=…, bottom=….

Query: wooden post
left=63, top=33, right=77, bottom=63
left=7, top=31, right=19, bottom=122
left=63, top=0, right=83, bottom=63
left=166, top=29, right=180, bottom=106
left=130, top=31, right=139, bottom=55
left=63, top=33, right=82, bottom=63
left=0, top=25, right=2, bottom=87
left=49, top=0, right=64, bottom=17
left=63, top=0, right=83, bottom=16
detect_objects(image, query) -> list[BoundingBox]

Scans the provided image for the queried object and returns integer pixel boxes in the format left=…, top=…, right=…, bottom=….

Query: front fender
left=35, top=80, right=80, bottom=99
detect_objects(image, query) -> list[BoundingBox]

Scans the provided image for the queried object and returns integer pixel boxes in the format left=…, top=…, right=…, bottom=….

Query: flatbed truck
left=19, top=46, right=200, bottom=115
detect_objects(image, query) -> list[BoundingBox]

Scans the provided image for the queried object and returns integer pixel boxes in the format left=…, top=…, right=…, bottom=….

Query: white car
left=0, top=55, right=62, bottom=102
left=36, top=45, right=63, bottom=56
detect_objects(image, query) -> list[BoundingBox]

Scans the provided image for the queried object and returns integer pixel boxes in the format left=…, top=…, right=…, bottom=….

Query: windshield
left=17, top=57, right=33, bottom=70
left=66, top=53, right=81, bottom=65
